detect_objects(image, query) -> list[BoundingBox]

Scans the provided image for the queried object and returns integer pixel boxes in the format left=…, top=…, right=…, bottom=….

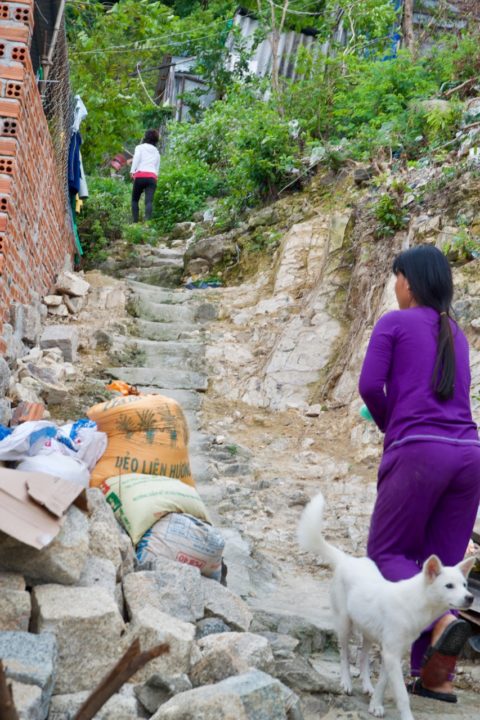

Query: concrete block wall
left=0, top=1, right=75, bottom=355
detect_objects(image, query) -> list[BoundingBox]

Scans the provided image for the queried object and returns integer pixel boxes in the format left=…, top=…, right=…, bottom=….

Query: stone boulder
left=10, top=680, right=44, bottom=719
left=134, top=675, right=192, bottom=715
left=31, top=585, right=125, bottom=694
left=201, top=576, right=252, bottom=631
left=0, top=506, right=89, bottom=585
left=191, top=632, right=275, bottom=687
left=195, top=617, right=232, bottom=639
left=251, top=611, right=333, bottom=656
left=152, top=670, right=288, bottom=720
left=0, top=631, right=57, bottom=720
left=55, top=271, right=90, bottom=298
left=77, top=555, right=117, bottom=599
left=123, top=561, right=205, bottom=623
left=184, top=232, right=238, bottom=271
left=86, top=488, right=124, bottom=578
left=126, top=606, right=198, bottom=683
left=48, top=684, right=146, bottom=720
left=0, top=572, right=30, bottom=632
left=39, top=326, right=79, bottom=362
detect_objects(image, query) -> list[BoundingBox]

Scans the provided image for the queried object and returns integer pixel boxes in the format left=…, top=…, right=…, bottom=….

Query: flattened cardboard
left=0, top=468, right=84, bottom=550
left=26, top=472, right=84, bottom=518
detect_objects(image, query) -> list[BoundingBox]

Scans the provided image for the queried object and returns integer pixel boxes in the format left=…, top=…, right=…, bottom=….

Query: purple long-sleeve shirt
left=359, top=306, right=478, bottom=449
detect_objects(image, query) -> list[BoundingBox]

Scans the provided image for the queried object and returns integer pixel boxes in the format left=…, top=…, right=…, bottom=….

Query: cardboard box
left=0, top=468, right=85, bottom=549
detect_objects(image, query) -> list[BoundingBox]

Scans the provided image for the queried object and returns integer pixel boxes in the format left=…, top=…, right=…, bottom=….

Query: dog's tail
left=297, top=492, right=345, bottom=567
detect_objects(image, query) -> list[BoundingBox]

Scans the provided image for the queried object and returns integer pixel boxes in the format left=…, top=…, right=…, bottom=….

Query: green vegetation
left=76, top=176, right=130, bottom=266
left=67, top=1, right=480, bottom=259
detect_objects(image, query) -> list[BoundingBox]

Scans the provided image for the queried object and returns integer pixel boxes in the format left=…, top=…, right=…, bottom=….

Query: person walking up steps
left=130, top=128, right=160, bottom=222
left=359, top=244, right=480, bottom=704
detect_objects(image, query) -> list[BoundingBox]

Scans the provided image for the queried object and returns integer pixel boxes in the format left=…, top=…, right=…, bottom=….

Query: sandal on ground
left=420, top=618, right=472, bottom=687
left=407, top=678, right=457, bottom=703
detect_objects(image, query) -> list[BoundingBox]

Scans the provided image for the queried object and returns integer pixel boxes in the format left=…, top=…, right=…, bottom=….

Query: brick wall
left=0, top=1, right=75, bottom=355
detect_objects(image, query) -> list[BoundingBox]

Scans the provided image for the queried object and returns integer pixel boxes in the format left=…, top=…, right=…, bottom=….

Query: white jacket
left=130, top=143, right=160, bottom=176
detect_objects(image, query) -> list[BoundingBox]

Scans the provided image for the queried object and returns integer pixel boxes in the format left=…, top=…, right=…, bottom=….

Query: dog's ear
left=423, top=555, right=443, bottom=583
left=458, top=555, right=477, bottom=578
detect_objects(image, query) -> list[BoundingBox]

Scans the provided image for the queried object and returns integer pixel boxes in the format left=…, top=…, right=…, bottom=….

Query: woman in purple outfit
left=359, top=244, right=480, bottom=703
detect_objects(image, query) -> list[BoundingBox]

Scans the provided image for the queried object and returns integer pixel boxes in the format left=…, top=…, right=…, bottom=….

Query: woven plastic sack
left=101, top=473, right=209, bottom=544
left=136, top=513, right=225, bottom=580
left=87, top=393, right=192, bottom=487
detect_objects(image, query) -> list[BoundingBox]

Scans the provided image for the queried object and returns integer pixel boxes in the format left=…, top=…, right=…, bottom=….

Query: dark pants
left=132, top=177, right=156, bottom=222
left=367, top=439, right=480, bottom=676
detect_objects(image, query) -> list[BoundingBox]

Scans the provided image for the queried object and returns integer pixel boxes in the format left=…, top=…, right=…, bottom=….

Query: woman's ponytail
left=393, top=246, right=456, bottom=401
left=432, top=311, right=455, bottom=400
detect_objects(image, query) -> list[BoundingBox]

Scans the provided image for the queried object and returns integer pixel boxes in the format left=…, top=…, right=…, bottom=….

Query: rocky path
left=103, top=248, right=479, bottom=720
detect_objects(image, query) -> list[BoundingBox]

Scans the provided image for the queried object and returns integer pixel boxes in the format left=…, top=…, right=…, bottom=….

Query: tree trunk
left=402, top=0, right=415, bottom=50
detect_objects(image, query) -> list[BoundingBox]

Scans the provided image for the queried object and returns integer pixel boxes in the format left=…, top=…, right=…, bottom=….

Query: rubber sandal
left=407, top=678, right=457, bottom=703
left=420, top=619, right=472, bottom=687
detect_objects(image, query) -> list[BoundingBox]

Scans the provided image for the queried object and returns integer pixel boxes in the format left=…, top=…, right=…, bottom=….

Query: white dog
left=297, top=493, right=475, bottom=720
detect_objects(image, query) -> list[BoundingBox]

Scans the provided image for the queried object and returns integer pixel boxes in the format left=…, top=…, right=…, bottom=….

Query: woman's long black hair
left=392, top=245, right=455, bottom=400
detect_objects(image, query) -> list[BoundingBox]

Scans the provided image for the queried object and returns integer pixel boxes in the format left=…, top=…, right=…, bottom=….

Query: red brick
left=0, top=174, right=11, bottom=193
left=0, top=62, right=25, bottom=81
left=0, top=23, right=29, bottom=43
left=0, top=136, right=15, bottom=154
left=0, top=97, right=19, bottom=116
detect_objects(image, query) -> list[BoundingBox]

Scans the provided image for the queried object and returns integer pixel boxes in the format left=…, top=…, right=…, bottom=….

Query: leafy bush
left=374, top=182, right=409, bottom=238
left=153, top=158, right=220, bottom=232
left=156, top=87, right=302, bottom=227
left=123, top=223, right=160, bottom=245
left=77, top=176, right=131, bottom=267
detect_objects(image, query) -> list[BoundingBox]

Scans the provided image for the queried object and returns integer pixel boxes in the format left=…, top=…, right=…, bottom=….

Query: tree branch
left=0, top=661, right=19, bottom=720
left=73, top=640, right=169, bottom=720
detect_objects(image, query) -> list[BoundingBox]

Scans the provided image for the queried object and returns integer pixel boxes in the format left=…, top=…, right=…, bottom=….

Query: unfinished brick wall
left=0, top=1, right=75, bottom=355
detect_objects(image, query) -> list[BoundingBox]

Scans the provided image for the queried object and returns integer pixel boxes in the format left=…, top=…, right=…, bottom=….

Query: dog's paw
left=340, top=679, right=353, bottom=695
left=368, top=700, right=385, bottom=718
left=362, top=680, right=375, bottom=696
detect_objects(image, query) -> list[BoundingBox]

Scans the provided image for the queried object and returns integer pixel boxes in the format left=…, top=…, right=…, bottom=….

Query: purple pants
left=367, top=439, right=480, bottom=676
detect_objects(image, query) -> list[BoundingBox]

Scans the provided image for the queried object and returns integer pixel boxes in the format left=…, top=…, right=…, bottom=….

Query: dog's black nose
left=465, top=594, right=474, bottom=607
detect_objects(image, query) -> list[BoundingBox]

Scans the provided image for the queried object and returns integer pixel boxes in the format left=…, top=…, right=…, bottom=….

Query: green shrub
left=153, top=158, right=220, bottom=232
left=123, top=223, right=160, bottom=246
left=77, top=176, right=131, bottom=267
left=374, top=182, right=409, bottom=238
left=155, top=87, right=302, bottom=228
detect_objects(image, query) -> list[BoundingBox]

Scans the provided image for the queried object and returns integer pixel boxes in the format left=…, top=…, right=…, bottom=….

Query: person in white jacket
left=130, top=129, right=161, bottom=222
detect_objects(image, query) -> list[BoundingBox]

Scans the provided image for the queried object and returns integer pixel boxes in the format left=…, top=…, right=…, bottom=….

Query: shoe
left=420, top=618, right=472, bottom=687
left=407, top=678, right=457, bottom=703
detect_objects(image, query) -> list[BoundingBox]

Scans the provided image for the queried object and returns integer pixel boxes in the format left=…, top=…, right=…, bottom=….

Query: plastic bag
left=0, top=421, right=59, bottom=461
left=136, top=513, right=225, bottom=580
left=17, top=448, right=90, bottom=488
left=59, top=419, right=107, bottom=471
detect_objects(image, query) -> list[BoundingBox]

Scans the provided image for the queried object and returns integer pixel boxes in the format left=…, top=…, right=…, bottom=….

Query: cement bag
left=17, top=450, right=90, bottom=489
left=87, top=394, right=193, bottom=487
left=136, top=513, right=225, bottom=580
left=101, top=474, right=210, bottom=544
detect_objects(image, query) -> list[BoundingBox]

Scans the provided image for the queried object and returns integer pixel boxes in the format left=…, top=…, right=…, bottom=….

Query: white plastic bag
left=59, top=421, right=107, bottom=471
left=0, top=421, right=59, bottom=461
left=17, top=450, right=90, bottom=489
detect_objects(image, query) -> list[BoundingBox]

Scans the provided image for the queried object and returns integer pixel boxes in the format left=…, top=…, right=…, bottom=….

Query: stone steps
left=132, top=319, right=206, bottom=341
left=107, top=366, right=208, bottom=392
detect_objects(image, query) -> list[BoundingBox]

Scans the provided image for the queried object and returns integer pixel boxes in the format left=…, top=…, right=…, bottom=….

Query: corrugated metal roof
left=226, top=12, right=321, bottom=82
